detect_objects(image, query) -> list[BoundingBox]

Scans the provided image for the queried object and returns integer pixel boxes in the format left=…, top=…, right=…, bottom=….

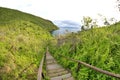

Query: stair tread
left=46, top=60, right=57, bottom=64
left=47, top=64, right=62, bottom=70
left=49, top=70, right=69, bottom=77
left=46, top=55, right=54, bottom=60
left=46, top=53, right=74, bottom=80
left=48, top=68, right=65, bottom=74
left=64, top=76, right=74, bottom=80
left=50, top=73, right=72, bottom=80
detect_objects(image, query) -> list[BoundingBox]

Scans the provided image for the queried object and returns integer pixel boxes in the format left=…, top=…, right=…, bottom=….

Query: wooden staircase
left=46, top=52, right=74, bottom=80
left=38, top=48, right=120, bottom=80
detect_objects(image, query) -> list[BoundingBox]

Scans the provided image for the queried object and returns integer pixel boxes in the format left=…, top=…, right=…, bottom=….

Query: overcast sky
left=0, top=0, right=120, bottom=23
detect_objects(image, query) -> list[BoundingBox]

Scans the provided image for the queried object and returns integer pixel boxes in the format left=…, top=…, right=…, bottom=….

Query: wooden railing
left=37, top=47, right=120, bottom=79
left=37, top=47, right=49, bottom=80
left=37, top=54, right=45, bottom=80
left=58, top=54, right=120, bottom=79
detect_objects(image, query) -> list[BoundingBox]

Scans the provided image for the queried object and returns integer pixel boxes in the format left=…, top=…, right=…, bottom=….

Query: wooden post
left=76, top=62, right=81, bottom=73
left=37, top=54, right=45, bottom=80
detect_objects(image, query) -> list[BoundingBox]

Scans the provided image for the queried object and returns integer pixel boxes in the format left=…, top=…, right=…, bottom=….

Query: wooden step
left=48, top=68, right=65, bottom=74
left=47, top=64, right=62, bottom=70
left=46, top=55, right=54, bottom=60
left=46, top=59, right=57, bottom=65
left=64, top=76, right=74, bottom=80
left=46, top=58, right=54, bottom=61
left=49, top=70, right=69, bottom=77
left=46, top=53, right=51, bottom=56
left=46, top=53, right=74, bottom=80
left=50, top=73, right=72, bottom=80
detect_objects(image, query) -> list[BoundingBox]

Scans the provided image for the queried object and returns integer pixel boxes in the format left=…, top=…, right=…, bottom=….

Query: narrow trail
left=46, top=52, right=74, bottom=80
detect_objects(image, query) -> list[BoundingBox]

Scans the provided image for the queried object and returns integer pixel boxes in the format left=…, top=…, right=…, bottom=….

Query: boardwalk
left=37, top=49, right=120, bottom=80
left=46, top=52, right=74, bottom=80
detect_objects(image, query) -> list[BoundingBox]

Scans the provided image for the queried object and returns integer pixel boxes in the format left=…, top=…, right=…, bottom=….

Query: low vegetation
left=50, top=23, right=120, bottom=80
left=0, top=7, right=58, bottom=32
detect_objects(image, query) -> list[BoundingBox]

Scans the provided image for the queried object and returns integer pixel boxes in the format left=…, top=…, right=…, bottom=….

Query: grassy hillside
left=50, top=23, right=120, bottom=80
left=0, top=7, right=58, bottom=32
left=0, top=7, right=57, bottom=80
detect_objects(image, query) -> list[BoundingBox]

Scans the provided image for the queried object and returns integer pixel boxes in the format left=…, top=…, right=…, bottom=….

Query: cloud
left=54, top=20, right=80, bottom=28
left=0, top=0, right=120, bottom=22
left=0, top=0, right=32, bottom=10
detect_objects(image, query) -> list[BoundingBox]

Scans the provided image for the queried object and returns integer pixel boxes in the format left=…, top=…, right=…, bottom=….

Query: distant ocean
left=52, top=27, right=81, bottom=36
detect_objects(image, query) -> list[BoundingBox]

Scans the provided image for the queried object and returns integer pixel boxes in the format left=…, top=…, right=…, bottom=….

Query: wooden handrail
left=58, top=54, right=120, bottom=79
left=37, top=54, right=45, bottom=80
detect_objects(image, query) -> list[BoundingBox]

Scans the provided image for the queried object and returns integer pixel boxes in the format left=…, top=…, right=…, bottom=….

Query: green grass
left=0, top=7, right=57, bottom=80
left=50, top=23, right=120, bottom=80
left=0, top=7, right=58, bottom=32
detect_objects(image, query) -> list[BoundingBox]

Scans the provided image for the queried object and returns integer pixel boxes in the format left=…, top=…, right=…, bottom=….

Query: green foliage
left=0, top=7, right=57, bottom=80
left=83, top=16, right=92, bottom=26
left=81, top=16, right=92, bottom=30
left=50, top=23, right=120, bottom=80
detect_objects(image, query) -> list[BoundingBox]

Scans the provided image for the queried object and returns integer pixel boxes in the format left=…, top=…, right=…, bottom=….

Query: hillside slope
left=0, top=7, right=57, bottom=80
left=0, top=7, right=58, bottom=32
left=50, top=23, right=120, bottom=80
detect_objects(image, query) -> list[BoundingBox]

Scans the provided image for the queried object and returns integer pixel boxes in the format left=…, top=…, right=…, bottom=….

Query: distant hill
left=0, top=7, right=58, bottom=32
left=0, top=7, right=57, bottom=80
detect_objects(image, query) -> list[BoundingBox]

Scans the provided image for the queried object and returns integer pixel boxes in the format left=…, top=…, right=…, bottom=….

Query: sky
left=0, top=0, right=120, bottom=24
